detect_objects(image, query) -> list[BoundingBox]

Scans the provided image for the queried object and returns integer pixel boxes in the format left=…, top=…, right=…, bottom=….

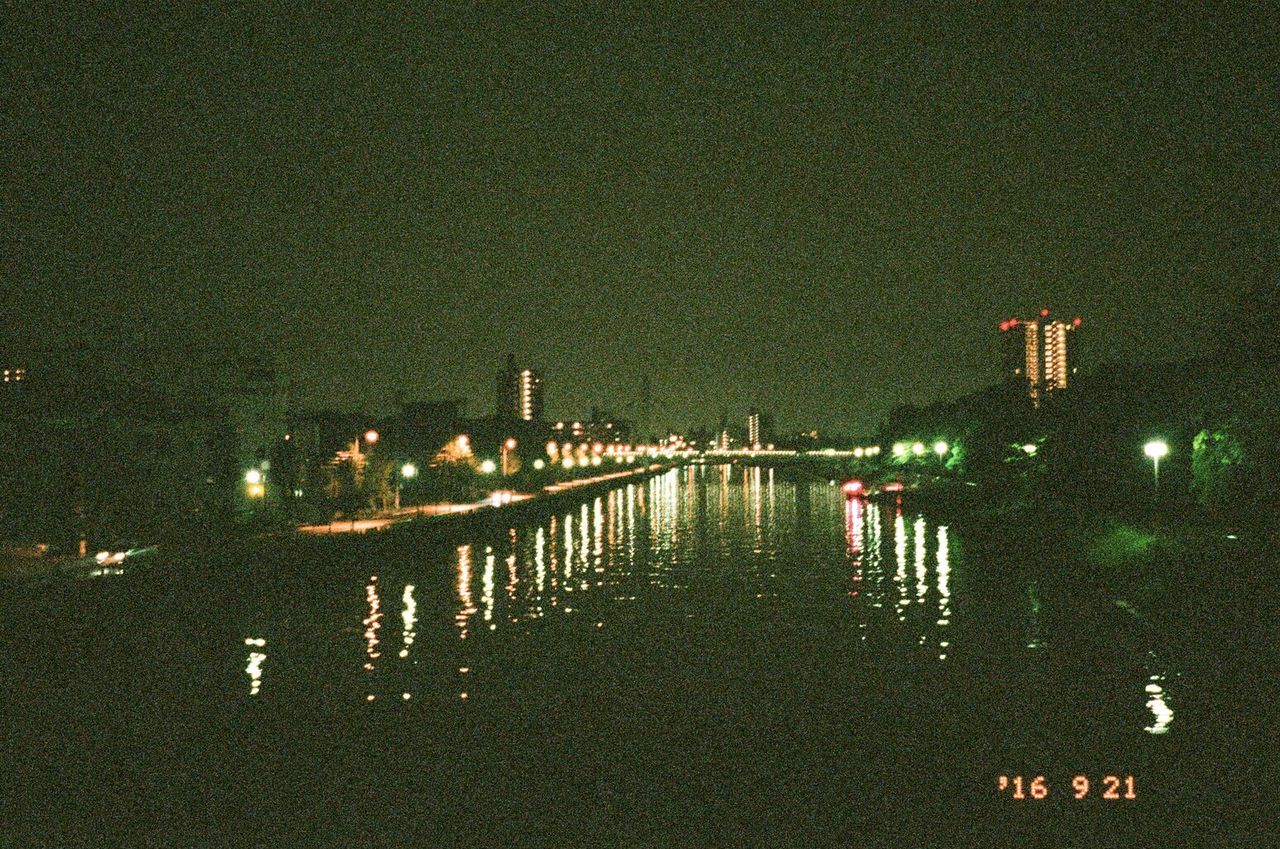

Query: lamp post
left=501, top=438, right=517, bottom=477
left=1144, top=440, right=1169, bottom=501
left=397, top=462, right=417, bottom=512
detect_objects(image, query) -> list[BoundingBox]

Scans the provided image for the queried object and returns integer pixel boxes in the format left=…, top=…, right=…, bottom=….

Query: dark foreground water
left=2, top=466, right=1269, bottom=846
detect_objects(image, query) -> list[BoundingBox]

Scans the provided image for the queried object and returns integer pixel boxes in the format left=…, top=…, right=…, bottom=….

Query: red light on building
left=880, top=481, right=904, bottom=493
left=1000, top=321, right=1009, bottom=331
left=1040, top=308, right=1049, bottom=317
left=1072, top=317, right=1082, bottom=327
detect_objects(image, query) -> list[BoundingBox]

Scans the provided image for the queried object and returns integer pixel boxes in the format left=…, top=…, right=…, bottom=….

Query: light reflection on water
left=234, top=466, right=1178, bottom=737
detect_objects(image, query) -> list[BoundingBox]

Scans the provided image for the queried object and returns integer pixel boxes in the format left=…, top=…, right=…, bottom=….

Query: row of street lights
left=891, top=440, right=949, bottom=459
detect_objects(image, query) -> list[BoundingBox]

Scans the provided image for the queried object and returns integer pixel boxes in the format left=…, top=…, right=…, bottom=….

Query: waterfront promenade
left=295, top=463, right=671, bottom=535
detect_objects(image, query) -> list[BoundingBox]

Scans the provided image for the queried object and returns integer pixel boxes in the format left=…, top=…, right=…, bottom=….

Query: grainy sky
left=4, top=2, right=1275, bottom=433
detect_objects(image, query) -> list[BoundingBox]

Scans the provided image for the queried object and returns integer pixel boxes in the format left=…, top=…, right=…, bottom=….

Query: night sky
left=4, top=3, right=1275, bottom=434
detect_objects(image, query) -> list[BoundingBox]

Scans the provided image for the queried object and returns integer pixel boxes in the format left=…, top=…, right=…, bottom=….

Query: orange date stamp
left=997, top=775, right=1137, bottom=800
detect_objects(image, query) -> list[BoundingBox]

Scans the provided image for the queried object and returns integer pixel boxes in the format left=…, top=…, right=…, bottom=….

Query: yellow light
left=933, top=440, right=948, bottom=457
left=854, top=448, right=864, bottom=458
left=245, top=469, right=262, bottom=484
left=401, top=463, right=417, bottom=478
left=546, top=441, right=558, bottom=457
left=1144, top=440, right=1169, bottom=460
left=504, top=438, right=517, bottom=450
left=911, top=442, right=925, bottom=456
left=563, top=457, right=575, bottom=469
left=533, top=459, right=546, bottom=470
left=364, top=429, right=379, bottom=444
left=893, top=443, right=907, bottom=457
left=479, top=459, right=496, bottom=474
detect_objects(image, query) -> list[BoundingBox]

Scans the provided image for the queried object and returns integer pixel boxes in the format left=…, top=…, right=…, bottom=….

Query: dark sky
left=4, top=2, right=1275, bottom=434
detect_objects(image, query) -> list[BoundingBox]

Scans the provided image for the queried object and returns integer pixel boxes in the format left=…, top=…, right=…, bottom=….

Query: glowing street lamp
left=479, top=459, right=497, bottom=474
left=892, top=443, right=907, bottom=458
left=933, top=440, right=948, bottom=458
left=911, top=441, right=925, bottom=456
left=1022, top=443, right=1038, bottom=456
left=1144, top=439, right=1169, bottom=498
left=501, top=438, right=517, bottom=476
left=245, top=468, right=265, bottom=498
left=533, top=459, right=546, bottom=471
left=364, top=430, right=379, bottom=444
left=396, top=463, right=418, bottom=511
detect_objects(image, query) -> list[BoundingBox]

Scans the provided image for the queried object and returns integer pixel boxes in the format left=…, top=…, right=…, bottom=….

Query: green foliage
left=1190, top=425, right=1249, bottom=508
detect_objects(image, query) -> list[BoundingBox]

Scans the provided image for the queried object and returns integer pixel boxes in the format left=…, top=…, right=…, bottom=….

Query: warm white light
left=245, top=469, right=262, bottom=484
left=911, top=442, right=925, bottom=456
left=933, top=440, right=948, bottom=457
left=401, top=463, right=417, bottom=478
left=479, top=459, right=497, bottom=474
left=1144, top=440, right=1169, bottom=460
left=533, top=459, right=546, bottom=470
left=364, top=429, right=379, bottom=444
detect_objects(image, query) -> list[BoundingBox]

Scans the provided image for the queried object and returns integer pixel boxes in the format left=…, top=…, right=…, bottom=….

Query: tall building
left=747, top=410, right=761, bottom=449
left=1000, top=310, right=1082, bottom=406
left=496, top=354, right=544, bottom=422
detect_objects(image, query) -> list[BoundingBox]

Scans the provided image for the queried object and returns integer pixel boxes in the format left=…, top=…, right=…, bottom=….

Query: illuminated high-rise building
left=999, top=310, right=1082, bottom=406
left=496, top=354, right=544, bottom=421
left=747, top=410, right=761, bottom=449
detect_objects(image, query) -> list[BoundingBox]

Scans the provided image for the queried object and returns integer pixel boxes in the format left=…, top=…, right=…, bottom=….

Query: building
left=496, top=354, right=544, bottom=422
left=551, top=409, right=631, bottom=445
left=1000, top=310, right=1082, bottom=406
left=747, top=410, right=761, bottom=449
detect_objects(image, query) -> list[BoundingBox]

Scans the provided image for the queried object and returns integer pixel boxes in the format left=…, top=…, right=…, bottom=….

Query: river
left=3, top=464, right=1261, bottom=846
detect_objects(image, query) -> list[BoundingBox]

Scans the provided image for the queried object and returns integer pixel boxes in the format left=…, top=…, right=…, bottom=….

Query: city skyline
left=4, top=5, right=1274, bottom=434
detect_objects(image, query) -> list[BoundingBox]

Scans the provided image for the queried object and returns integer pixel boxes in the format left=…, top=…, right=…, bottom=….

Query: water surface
left=3, top=465, right=1257, bottom=845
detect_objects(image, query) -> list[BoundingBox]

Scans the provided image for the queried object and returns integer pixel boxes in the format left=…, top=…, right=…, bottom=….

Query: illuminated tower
left=999, top=310, right=1081, bottom=407
left=747, top=409, right=761, bottom=449
left=496, top=354, right=544, bottom=421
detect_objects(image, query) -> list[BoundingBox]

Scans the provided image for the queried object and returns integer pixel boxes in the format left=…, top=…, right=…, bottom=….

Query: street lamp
left=245, top=468, right=265, bottom=499
left=395, top=462, right=417, bottom=511
left=933, top=440, right=948, bottom=458
left=911, top=441, right=925, bottom=456
left=501, top=438, right=517, bottom=476
left=1021, top=443, right=1038, bottom=456
left=479, top=459, right=497, bottom=474
left=1144, top=439, right=1169, bottom=499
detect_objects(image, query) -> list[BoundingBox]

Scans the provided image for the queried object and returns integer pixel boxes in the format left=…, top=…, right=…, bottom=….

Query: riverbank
left=293, top=462, right=676, bottom=545
left=928, top=489, right=1274, bottom=674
